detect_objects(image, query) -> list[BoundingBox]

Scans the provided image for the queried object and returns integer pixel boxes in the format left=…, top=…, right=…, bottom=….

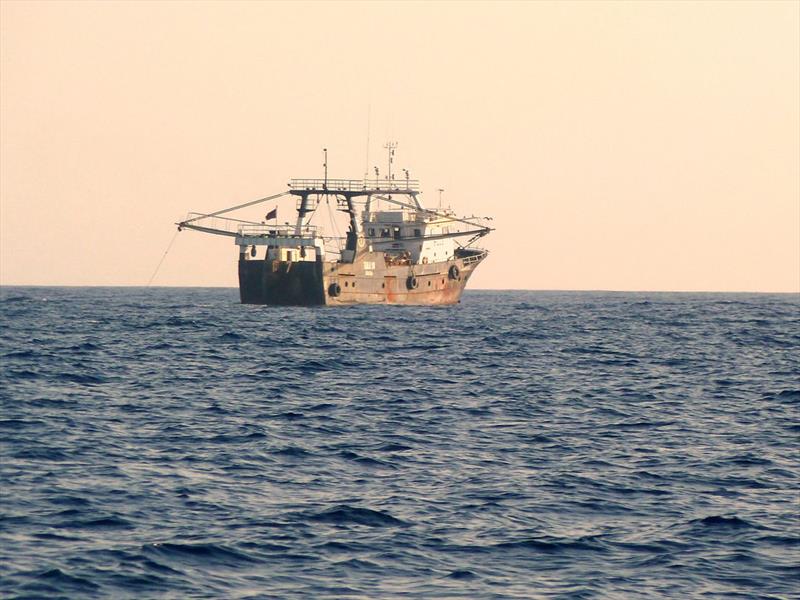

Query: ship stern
left=238, top=258, right=326, bottom=305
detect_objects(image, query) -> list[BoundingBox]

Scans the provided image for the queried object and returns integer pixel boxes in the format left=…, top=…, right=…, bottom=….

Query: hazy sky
left=2, top=1, right=798, bottom=292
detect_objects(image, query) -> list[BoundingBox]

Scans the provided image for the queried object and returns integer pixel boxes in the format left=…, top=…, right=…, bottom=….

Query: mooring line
left=147, top=229, right=179, bottom=287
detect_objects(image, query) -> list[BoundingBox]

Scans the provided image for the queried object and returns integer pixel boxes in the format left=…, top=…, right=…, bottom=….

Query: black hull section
left=238, top=259, right=326, bottom=306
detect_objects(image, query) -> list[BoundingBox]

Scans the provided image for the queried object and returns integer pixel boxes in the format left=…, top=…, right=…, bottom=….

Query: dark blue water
left=1, top=287, right=798, bottom=599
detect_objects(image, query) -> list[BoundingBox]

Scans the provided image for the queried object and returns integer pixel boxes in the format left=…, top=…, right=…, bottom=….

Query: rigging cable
left=181, top=191, right=289, bottom=225
left=326, top=196, right=343, bottom=254
left=147, top=229, right=180, bottom=287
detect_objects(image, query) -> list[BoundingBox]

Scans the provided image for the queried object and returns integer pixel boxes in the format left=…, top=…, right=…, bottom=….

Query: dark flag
left=265, top=208, right=277, bottom=221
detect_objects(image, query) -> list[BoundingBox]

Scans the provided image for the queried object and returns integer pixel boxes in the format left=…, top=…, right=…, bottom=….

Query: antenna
left=384, top=142, right=397, bottom=202
left=323, top=148, right=328, bottom=190
left=364, top=105, right=371, bottom=181
left=438, top=188, right=444, bottom=210
left=383, top=142, right=397, bottom=182
left=374, top=166, right=380, bottom=210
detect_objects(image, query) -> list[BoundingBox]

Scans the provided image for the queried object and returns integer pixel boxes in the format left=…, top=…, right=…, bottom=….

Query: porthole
left=353, top=282, right=356, bottom=288
left=344, top=281, right=348, bottom=287
left=381, top=282, right=385, bottom=288
left=428, top=281, right=431, bottom=287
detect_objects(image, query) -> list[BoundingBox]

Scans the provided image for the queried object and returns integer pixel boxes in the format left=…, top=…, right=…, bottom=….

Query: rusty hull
left=238, top=251, right=486, bottom=306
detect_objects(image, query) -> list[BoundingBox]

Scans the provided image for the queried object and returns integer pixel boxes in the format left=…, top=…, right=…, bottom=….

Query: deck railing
left=289, top=178, right=419, bottom=193
left=460, top=250, right=488, bottom=266
left=236, top=223, right=319, bottom=238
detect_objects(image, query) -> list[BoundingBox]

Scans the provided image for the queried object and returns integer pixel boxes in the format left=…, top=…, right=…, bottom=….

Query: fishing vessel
left=177, top=149, right=493, bottom=306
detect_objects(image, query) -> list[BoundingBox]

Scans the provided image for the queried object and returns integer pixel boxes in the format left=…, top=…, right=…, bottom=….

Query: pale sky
left=1, top=1, right=798, bottom=292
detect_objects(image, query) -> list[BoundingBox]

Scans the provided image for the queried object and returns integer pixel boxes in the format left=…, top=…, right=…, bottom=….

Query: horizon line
left=1, top=284, right=798, bottom=295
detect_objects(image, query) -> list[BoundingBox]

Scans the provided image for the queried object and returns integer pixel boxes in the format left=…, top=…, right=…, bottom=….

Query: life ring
left=406, top=276, right=418, bottom=290
left=448, top=265, right=460, bottom=280
left=328, top=282, right=341, bottom=297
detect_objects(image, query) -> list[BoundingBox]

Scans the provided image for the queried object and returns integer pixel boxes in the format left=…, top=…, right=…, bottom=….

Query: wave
left=491, top=536, right=608, bottom=554
left=64, top=515, right=135, bottom=530
left=446, top=569, right=478, bottom=580
left=338, top=451, right=396, bottom=469
left=217, top=331, right=244, bottom=341
left=687, top=515, right=762, bottom=530
left=59, top=372, right=108, bottom=385
left=307, top=505, right=407, bottom=527
left=143, top=542, right=259, bottom=566
left=271, top=446, right=310, bottom=457
left=33, top=568, right=100, bottom=591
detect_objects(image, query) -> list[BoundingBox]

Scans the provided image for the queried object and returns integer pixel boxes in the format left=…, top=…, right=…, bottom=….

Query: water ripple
left=1, top=287, right=798, bottom=598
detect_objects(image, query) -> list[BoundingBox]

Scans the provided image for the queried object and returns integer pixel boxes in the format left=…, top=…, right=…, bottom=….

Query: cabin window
left=381, top=228, right=391, bottom=238
left=393, top=227, right=401, bottom=240
left=428, top=281, right=431, bottom=286
left=352, top=282, right=356, bottom=288
left=344, top=281, right=348, bottom=287
left=414, top=229, right=421, bottom=238
left=368, top=228, right=375, bottom=237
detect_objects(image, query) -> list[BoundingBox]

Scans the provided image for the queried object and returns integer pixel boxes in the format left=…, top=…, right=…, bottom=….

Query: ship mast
left=384, top=141, right=397, bottom=184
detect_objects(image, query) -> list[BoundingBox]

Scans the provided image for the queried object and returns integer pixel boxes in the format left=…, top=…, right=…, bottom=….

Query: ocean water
left=1, top=287, right=798, bottom=599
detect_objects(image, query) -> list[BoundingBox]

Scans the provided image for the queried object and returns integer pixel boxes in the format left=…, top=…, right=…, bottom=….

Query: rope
left=305, top=195, right=320, bottom=226
left=147, top=229, right=179, bottom=286
left=326, top=197, right=343, bottom=253
left=372, top=194, right=492, bottom=231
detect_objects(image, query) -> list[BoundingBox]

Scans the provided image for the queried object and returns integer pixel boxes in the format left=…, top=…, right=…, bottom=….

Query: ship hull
left=238, top=250, right=486, bottom=306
